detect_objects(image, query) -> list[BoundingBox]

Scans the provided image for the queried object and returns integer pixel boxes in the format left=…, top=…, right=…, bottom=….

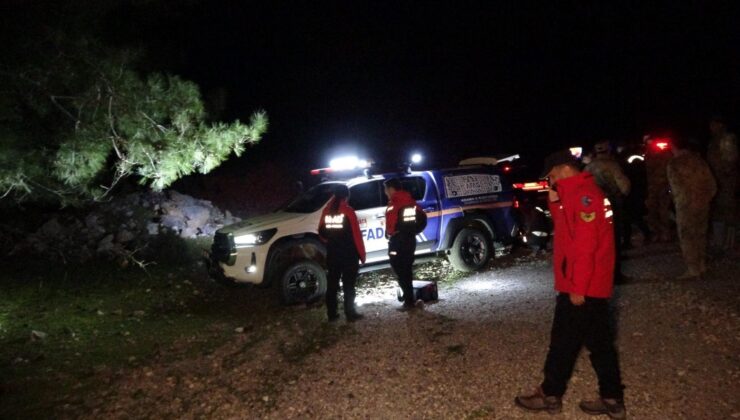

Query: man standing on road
left=515, top=150, right=626, bottom=419
left=384, top=178, right=422, bottom=310
left=585, top=140, right=631, bottom=281
left=318, top=185, right=366, bottom=322
left=667, top=138, right=717, bottom=279
left=706, top=116, right=738, bottom=253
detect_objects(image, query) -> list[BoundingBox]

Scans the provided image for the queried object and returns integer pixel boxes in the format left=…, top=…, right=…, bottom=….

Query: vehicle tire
left=279, top=260, right=327, bottom=305
left=448, top=227, right=492, bottom=272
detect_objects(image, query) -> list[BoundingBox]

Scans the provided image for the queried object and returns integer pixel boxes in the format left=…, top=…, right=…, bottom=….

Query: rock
left=116, top=230, right=135, bottom=243
left=234, top=327, right=245, bottom=333
left=30, top=330, right=47, bottom=341
left=40, top=218, right=64, bottom=237
left=182, top=205, right=211, bottom=228
left=147, top=223, right=160, bottom=235
left=161, top=215, right=186, bottom=232
left=97, top=234, right=115, bottom=253
left=200, top=224, right=219, bottom=237
left=85, top=214, right=100, bottom=230
left=180, top=227, right=199, bottom=238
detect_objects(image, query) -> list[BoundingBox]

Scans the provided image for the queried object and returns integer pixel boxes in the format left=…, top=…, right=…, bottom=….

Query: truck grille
left=212, top=232, right=236, bottom=266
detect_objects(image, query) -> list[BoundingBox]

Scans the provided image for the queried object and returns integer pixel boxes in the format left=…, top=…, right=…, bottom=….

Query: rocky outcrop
left=9, top=190, right=240, bottom=263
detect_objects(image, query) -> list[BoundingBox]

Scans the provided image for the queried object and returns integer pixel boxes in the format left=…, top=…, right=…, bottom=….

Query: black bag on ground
left=396, top=280, right=438, bottom=302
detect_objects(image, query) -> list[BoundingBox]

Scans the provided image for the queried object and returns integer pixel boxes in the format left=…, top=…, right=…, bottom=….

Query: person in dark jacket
left=515, top=150, right=626, bottom=419
left=318, top=185, right=366, bottom=322
left=384, top=178, right=422, bottom=310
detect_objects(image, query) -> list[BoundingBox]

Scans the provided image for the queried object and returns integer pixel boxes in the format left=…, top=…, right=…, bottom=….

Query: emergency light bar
left=329, top=156, right=371, bottom=171
left=311, top=156, right=374, bottom=177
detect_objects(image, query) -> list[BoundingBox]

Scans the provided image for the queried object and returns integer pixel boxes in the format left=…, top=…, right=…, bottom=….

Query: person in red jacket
left=383, top=178, right=422, bottom=310
left=318, top=185, right=366, bottom=322
left=515, top=150, right=626, bottom=419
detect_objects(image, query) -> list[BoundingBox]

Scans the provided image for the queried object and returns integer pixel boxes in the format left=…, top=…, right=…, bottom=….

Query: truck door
left=400, top=175, right=439, bottom=254
left=348, top=180, right=388, bottom=264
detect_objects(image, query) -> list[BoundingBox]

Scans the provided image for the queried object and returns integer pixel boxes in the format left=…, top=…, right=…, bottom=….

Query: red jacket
left=318, top=198, right=366, bottom=263
left=385, top=190, right=420, bottom=237
left=549, top=172, right=615, bottom=298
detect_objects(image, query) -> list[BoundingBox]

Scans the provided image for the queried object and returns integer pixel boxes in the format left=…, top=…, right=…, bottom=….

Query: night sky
left=14, top=1, right=740, bottom=172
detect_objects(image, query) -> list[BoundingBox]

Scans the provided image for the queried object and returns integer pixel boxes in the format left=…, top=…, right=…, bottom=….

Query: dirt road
left=71, top=243, right=740, bottom=419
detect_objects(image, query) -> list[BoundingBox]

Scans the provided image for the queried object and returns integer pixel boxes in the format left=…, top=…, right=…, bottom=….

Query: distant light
left=569, top=147, right=583, bottom=159
left=411, top=153, right=423, bottom=164
left=627, top=154, right=645, bottom=163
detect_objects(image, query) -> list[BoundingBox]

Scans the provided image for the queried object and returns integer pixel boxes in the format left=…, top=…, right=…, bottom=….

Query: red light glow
left=652, top=138, right=670, bottom=151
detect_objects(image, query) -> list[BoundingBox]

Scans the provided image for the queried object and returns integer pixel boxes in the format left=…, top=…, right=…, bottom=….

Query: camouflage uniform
left=585, top=155, right=631, bottom=198
left=585, top=154, right=631, bottom=279
left=667, top=152, right=717, bottom=276
left=645, top=149, right=672, bottom=241
left=706, top=131, right=738, bottom=248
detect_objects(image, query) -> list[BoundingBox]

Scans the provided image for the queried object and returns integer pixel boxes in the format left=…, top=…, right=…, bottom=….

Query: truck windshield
left=283, top=183, right=340, bottom=213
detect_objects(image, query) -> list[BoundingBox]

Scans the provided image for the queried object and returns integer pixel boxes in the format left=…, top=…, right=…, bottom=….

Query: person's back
left=667, top=152, right=717, bottom=209
left=667, top=147, right=717, bottom=278
left=585, top=155, right=631, bottom=199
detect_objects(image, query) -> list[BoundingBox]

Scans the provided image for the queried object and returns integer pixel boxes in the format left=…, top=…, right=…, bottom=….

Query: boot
left=514, top=387, right=562, bottom=415
left=579, top=398, right=627, bottom=419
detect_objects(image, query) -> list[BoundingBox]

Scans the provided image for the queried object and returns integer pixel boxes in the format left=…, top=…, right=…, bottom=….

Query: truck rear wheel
left=279, top=260, right=327, bottom=305
left=449, top=227, right=492, bottom=272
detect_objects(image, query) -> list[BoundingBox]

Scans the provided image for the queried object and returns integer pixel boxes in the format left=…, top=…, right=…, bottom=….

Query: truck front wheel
left=449, top=227, right=492, bottom=272
left=279, top=260, right=327, bottom=305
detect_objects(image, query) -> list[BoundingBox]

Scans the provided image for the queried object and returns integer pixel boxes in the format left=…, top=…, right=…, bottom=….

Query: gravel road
left=72, top=242, right=740, bottom=419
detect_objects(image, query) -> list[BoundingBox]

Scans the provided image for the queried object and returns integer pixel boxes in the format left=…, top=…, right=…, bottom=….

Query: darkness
left=14, top=1, right=740, bottom=172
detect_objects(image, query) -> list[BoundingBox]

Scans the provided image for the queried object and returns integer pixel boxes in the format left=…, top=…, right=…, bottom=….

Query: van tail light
left=513, top=181, right=549, bottom=191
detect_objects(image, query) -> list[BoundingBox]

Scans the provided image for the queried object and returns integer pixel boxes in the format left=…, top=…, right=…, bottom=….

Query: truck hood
left=219, top=211, right=309, bottom=235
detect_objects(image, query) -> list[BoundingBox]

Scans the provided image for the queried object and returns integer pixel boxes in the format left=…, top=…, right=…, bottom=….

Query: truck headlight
left=234, top=228, right=277, bottom=246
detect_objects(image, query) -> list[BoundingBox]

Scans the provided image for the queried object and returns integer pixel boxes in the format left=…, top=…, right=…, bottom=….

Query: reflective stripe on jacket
left=318, top=198, right=366, bottom=262
left=385, top=190, right=419, bottom=237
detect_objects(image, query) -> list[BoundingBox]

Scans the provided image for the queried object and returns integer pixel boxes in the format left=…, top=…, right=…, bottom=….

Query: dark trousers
left=325, top=255, right=359, bottom=317
left=389, top=234, right=416, bottom=306
left=622, top=199, right=651, bottom=247
left=542, top=293, right=624, bottom=400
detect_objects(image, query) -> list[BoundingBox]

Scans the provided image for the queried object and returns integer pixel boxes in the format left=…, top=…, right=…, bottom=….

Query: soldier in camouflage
left=585, top=141, right=631, bottom=280
left=667, top=138, right=717, bottom=279
left=707, top=116, right=738, bottom=252
left=644, top=136, right=673, bottom=243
